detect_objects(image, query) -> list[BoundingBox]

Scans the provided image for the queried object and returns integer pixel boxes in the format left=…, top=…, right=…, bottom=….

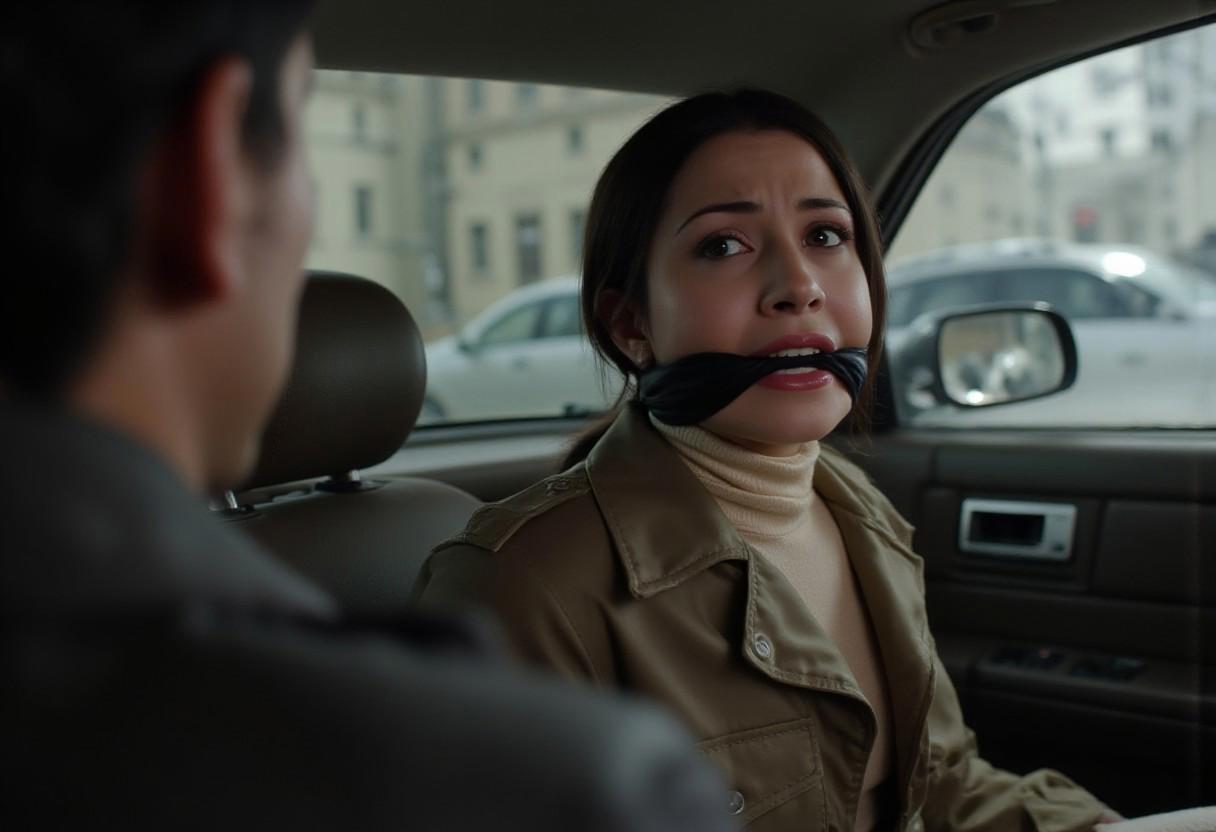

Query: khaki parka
left=414, top=404, right=1110, bottom=832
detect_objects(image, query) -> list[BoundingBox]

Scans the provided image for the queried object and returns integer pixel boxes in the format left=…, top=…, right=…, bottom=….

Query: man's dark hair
left=1, top=2, right=315, bottom=398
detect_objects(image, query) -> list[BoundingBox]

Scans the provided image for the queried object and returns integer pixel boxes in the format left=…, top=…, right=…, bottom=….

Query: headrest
left=243, top=271, right=426, bottom=490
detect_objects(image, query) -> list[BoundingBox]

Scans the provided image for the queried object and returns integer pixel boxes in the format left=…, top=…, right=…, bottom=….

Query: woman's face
left=636, top=129, right=872, bottom=455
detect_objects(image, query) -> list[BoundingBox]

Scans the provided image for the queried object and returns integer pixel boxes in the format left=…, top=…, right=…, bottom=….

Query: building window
left=466, top=79, right=485, bottom=114
left=1151, top=129, right=1173, bottom=154
left=569, top=209, right=586, bottom=265
left=1100, top=127, right=1118, bottom=158
left=1148, top=84, right=1174, bottom=108
left=516, top=83, right=539, bottom=107
left=566, top=125, right=585, bottom=155
left=470, top=222, right=489, bottom=275
left=1091, top=66, right=1120, bottom=96
left=515, top=214, right=543, bottom=284
left=468, top=143, right=483, bottom=171
left=354, top=184, right=374, bottom=238
left=352, top=104, right=367, bottom=142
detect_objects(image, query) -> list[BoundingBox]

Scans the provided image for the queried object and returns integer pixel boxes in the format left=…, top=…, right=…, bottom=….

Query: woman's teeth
left=768, top=347, right=822, bottom=375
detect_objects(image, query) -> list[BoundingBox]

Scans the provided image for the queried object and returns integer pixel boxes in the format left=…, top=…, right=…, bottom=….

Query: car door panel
left=844, top=432, right=1215, bottom=816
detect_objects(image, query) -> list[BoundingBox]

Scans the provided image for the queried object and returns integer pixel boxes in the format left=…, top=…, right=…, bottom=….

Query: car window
left=479, top=302, right=543, bottom=346
left=304, top=73, right=668, bottom=426
left=888, top=20, right=1216, bottom=428
left=889, top=272, right=1001, bottom=327
left=540, top=294, right=583, bottom=338
left=990, top=268, right=1133, bottom=319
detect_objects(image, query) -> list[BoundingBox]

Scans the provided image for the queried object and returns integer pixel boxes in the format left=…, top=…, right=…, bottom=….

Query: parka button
left=727, top=790, right=745, bottom=815
left=752, top=634, right=773, bottom=660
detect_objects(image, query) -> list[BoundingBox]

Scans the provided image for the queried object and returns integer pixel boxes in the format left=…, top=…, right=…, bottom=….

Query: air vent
left=909, top=0, right=1062, bottom=51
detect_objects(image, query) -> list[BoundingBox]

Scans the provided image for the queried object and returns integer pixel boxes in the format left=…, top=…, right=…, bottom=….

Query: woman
left=413, top=89, right=1114, bottom=832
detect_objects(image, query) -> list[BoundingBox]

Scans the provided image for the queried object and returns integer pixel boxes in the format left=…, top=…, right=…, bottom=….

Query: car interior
left=228, top=0, right=1214, bottom=818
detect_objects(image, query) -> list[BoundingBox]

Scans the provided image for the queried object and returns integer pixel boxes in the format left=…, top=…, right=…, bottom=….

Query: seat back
left=227, top=271, right=480, bottom=616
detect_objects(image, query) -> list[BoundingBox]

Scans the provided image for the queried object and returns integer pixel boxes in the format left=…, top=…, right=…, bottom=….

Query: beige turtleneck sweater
left=651, top=416, right=895, bottom=832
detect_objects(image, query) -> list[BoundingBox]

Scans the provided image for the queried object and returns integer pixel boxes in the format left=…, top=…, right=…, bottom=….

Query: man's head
left=2, top=2, right=316, bottom=489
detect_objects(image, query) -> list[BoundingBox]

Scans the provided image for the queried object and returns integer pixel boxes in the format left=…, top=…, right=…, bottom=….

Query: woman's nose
left=762, top=244, right=825, bottom=314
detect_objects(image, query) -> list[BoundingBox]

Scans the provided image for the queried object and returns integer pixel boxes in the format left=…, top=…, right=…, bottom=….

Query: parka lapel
left=816, top=457, right=937, bottom=807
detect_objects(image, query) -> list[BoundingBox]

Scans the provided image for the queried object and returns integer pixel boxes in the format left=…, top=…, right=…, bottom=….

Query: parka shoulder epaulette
left=434, top=467, right=592, bottom=554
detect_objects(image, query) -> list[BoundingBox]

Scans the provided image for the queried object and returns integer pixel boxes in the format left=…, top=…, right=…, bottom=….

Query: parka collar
left=586, top=404, right=749, bottom=599
left=586, top=404, right=926, bottom=608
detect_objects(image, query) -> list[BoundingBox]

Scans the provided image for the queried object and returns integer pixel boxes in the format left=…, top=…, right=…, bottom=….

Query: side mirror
left=935, top=305, right=1078, bottom=407
left=889, top=304, right=1079, bottom=413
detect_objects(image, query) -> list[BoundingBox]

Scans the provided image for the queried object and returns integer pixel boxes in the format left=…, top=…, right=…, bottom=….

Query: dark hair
left=564, top=88, right=887, bottom=467
left=0, top=1, right=315, bottom=398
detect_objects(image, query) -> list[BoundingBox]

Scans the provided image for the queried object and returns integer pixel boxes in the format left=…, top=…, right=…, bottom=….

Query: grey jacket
left=1, top=403, right=732, bottom=832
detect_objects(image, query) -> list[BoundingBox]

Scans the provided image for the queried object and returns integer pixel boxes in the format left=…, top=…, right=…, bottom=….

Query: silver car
left=887, top=239, right=1216, bottom=427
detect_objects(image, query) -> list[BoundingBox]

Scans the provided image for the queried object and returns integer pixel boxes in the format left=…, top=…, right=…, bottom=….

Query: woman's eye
left=807, top=226, right=846, bottom=247
left=698, top=236, right=747, bottom=259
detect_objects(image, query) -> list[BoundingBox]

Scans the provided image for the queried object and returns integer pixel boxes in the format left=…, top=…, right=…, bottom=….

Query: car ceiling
left=313, top=0, right=1214, bottom=198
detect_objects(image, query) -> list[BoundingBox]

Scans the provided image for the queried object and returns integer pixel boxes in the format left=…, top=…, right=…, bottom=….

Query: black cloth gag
left=638, top=347, right=868, bottom=426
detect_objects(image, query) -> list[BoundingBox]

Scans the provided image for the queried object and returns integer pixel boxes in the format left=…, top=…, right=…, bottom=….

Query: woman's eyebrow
left=799, top=197, right=850, bottom=213
left=676, top=196, right=851, bottom=235
left=676, top=201, right=758, bottom=235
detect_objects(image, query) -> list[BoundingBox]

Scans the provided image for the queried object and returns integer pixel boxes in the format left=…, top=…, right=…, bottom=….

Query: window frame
left=871, top=13, right=1216, bottom=432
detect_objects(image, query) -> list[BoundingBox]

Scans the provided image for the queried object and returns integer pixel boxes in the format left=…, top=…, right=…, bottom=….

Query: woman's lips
left=756, top=368, right=836, bottom=392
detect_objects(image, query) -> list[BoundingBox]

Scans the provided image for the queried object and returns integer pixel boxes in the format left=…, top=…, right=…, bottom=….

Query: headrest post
left=211, top=490, right=258, bottom=521
left=317, top=469, right=381, bottom=495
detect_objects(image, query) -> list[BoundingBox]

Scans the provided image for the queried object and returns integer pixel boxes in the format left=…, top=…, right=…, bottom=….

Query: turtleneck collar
left=649, top=413, right=819, bottom=540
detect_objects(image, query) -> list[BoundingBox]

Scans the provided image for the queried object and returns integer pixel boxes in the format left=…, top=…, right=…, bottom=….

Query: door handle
left=959, top=499, right=1076, bottom=561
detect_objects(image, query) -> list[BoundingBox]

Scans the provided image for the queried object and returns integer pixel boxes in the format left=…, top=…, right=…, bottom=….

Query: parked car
left=422, top=276, right=621, bottom=423
left=886, top=239, right=1216, bottom=427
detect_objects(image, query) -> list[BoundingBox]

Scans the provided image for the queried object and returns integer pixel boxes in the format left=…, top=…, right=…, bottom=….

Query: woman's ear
left=597, top=288, right=653, bottom=368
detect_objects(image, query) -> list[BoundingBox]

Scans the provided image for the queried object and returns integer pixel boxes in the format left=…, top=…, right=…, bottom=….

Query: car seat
left=221, top=271, right=481, bottom=617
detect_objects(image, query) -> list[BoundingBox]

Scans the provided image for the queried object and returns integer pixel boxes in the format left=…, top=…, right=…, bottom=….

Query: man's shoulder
left=4, top=616, right=729, bottom=831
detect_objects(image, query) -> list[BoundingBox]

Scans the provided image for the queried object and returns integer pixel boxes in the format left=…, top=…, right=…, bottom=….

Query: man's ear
left=143, top=57, right=254, bottom=307
left=597, top=288, right=653, bottom=368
